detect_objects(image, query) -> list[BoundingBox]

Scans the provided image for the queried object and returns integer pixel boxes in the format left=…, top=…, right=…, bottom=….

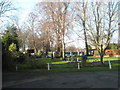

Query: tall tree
left=40, top=21, right=54, bottom=55
left=35, top=2, right=71, bottom=58
left=74, top=1, right=89, bottom=56
left=17, top=28, right=28, bottom=52
left=2, top=33, right=19, bottom=51
left=2, top=25, right=19, bottom=51
left=25, top=12, right=39, bottom=54
left=87, top=1, right=118, bottom=64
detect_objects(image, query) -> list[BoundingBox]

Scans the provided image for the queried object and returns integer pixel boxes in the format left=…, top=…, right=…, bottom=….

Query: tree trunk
left=83, top=22, right=89, bottom=56
left=33, top=40, right=37, bottom=54
left=85, top=37, right=89, bottom=56
left=34, top=46, right=37, bottom=54
left=62, top=41, right=65, bottom=59
left=100, top=54, right=104, bottom=64
left=23, top=42, right=25, bottom=52
left=56, top=34, right=61, bottom=53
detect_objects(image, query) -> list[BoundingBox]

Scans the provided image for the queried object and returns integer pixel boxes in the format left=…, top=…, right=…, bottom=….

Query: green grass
left=34, top=58, right=60, bottom=63
left=18, top=65, right=119, bottom=73
left=17, top=56, right=120, bottom=72
left=87, top=56, right=119, bottom=61
left=35, top=56, right=119, bottom=64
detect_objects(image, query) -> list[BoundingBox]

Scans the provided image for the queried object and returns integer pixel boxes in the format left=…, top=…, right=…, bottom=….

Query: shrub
left=70, top=57, right=77, bottom=62
left=9, top=43, right=17, bottom=52
left=25, top=59, right=47, bottom=69
left=81, top=55, right=87, bottom=67
left=17, top=52, right=27, bottom=63
left=2, top=50, right=16, bottom=72
left=2, top=33, right=19, bottom=51
left=35, top=60, right=47, bottom=69
left=37, top=50, right=42, bottom=58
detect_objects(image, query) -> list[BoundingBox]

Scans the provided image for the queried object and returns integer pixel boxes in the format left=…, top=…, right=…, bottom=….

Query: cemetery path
left=3, top=71, right=119, bottom=88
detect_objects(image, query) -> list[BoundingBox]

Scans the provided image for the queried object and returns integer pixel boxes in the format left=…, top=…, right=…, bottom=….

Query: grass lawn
left=17, top=56, right=120, bottom=72
left=87, top=56, right=119, bottom=61
left=18, top=64, right=119, bottom=72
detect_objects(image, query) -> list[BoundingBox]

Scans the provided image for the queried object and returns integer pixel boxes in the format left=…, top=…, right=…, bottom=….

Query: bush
left=9, top=43, right=17, bottom=52
left=81, top=55, right=87, bottom=67
left=2, top=50, right=16, bottom=72
left=17, top=52, right=27, bottom=63
left=34, top=60, right=47, bottom=69
left=37, top=50, right=42, bottom=57
left=9, top=51, right=26, bottom=63
left=25, top=59, right=47, bottom=69
left=2, top=33, right=19, bottom=51
left=70, top=57, right=77, bottom=62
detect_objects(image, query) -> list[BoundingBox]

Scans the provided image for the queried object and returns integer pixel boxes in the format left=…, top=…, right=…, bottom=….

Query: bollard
left=16, top=65, right=18, bottom=71
left=47, top=63, right=50, bottom=70
left=108, top=60, right=112, bottom=69
left=77, top=58, right=79, bottom=62
left=78, top=63, right=80, bottom=69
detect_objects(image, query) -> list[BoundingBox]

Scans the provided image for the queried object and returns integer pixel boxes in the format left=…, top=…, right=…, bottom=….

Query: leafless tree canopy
left=1, top=0, right=118, bottom=61
left=86, top=1, right=118, bottom=63
left=0, top=0, right=15, bottom=17
left=31, top=2, right=72, bottom=58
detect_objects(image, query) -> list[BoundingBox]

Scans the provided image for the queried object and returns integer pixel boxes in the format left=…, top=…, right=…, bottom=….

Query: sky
left=11, top=0, right=87, bottom=48
left=12, top=0, right=40, bottom=24
left=2, top=0, right=119, bottom=49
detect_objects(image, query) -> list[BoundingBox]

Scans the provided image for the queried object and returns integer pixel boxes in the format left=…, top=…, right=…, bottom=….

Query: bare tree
left=35, top=2, right=71, bottom=58
left=0, top=0, right=15, bottom=18
left=87, top=1, right=118, bottom=64
left=0, top=0, right=16, bottom=32
left=66, top=45, right=77, bottom=52
left=40, top=21, right=54, bottom=55
left=17, top=26, right=30, bottom=52
left=74, top=1, right=89, bottom=56
left=25, top=12, right=39, bottom=54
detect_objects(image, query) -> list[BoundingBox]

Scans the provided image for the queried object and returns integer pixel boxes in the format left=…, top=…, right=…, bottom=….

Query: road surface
left=2, top=71, right=119, bottom=88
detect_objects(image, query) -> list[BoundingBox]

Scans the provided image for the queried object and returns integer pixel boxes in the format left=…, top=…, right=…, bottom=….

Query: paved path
left=2, top=71, right=119, bottom=88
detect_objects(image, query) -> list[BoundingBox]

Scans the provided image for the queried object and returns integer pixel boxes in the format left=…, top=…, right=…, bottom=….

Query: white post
left=16, top=65, right=18, bottom=71
left=47, top=63, right=50, bottom=70
left=78, top=63, right=80, bottom=69
left=77, top=58, right=79, bottom=62
left=108, top=60, right=112, bottom=69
